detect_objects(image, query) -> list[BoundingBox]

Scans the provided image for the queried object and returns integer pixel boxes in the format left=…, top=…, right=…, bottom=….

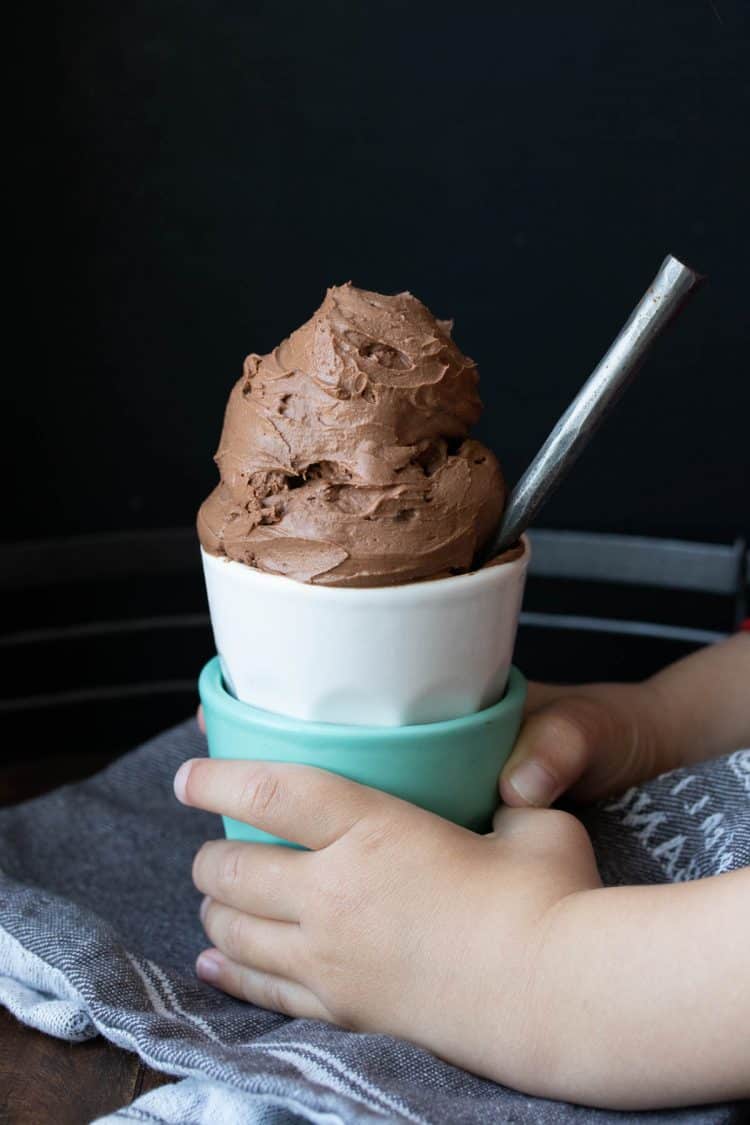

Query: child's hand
left=174, top=757, right=601, bottom=1093
left=500, top=679, right=669, bottom=808
left=500, top=634, right=750, bottom=808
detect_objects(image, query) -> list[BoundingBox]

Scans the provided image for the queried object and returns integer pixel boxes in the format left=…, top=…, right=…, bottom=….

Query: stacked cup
left=198, top=540, right=529, bottom=845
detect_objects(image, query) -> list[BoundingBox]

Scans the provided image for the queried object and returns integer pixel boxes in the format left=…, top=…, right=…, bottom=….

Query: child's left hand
left=174, top=756, right=601, bottom=1093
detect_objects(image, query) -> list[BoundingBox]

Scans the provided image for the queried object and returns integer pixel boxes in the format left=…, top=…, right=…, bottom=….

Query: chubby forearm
left=649, top=633, right=750, bottom=763
left=531, top=868, right=750, bottom=1108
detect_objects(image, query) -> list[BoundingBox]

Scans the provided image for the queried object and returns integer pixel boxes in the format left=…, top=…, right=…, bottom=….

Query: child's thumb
left=499, top=696, right=614, bottom=808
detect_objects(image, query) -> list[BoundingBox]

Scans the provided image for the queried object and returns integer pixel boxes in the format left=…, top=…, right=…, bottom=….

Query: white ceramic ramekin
left=200, top=536, right=529, bottom=726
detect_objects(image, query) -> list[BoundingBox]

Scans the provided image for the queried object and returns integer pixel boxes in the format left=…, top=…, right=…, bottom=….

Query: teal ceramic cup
left=198, top=655, right=527, bottom=846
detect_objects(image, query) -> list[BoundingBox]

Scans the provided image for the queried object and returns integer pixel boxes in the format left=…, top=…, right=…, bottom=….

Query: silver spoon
left=485, top=253, right=704, bottom=560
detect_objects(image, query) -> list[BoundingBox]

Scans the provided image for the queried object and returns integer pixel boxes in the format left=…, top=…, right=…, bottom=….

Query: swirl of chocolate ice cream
left=197, top=283, right=505, bottom=587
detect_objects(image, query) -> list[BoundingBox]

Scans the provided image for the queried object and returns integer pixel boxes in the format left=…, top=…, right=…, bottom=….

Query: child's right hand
left=499, top=679, right=671, bottom=808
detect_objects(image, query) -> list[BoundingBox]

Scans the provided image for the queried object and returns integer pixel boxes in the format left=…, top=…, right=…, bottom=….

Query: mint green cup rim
left=198, top=656, right=527, bottom=743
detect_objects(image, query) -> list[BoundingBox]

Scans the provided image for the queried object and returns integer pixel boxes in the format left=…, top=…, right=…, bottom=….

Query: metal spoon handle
left=489, top=254, right=704, bottom=557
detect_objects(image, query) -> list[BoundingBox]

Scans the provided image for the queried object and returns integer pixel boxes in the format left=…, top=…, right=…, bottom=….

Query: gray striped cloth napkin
left=0, top=719, right=748, bottom=1124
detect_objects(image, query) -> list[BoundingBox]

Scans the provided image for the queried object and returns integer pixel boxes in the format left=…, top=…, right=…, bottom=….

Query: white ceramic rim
left=200, top=534, right=529, bottom=604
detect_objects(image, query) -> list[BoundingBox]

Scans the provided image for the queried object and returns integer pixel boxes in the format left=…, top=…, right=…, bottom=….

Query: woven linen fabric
left=0, top=718, right=748, bottom=1125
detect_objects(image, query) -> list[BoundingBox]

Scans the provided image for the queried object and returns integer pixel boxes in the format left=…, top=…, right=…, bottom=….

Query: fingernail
left=173, top=761, right=193, bottom=804
left=507, top=760, right=559, bottom=807
left=199, top=895, right=211, bottom=923
left=196, top=949, right=224, bottom=982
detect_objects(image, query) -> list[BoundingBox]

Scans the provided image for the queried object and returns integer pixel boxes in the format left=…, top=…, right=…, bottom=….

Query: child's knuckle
left=541, top=708, right=590, bottom=751
left=218, top=844, right=245, bottom=890
left=532, top=697, right=607, bottom=771
left=260, top=976, right=293, bottom=1017
left=239, top=768, right=283, bottom=820
left=225, top=911, right=247, bottom=956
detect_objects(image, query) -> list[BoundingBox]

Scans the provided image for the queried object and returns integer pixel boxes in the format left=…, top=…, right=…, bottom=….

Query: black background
left=7, top=0, right=750, bottom=546
left=2, top=2, right=750, bottom=785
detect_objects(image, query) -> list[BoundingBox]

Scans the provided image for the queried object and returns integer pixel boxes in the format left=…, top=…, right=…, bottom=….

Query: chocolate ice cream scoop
left=198, top=284, right=504, bottom=587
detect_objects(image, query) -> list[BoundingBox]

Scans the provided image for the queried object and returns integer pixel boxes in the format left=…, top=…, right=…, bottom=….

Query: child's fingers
left=200, top=898, right=304, bottom=979
left=196, top=950, right=332, bottom=1020
left=174, top=758, right=390, bottom=849
left=197, top=704, right=206, bottom=734
left=500, top=696, right=618, bottom=807
left=192, top=840, right=307, bottom=923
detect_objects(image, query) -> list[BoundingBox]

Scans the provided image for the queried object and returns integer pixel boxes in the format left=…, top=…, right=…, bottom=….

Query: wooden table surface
left=0, top=1007, right=175, bottom=1124
left=0, top=756, right=178, bottom=1125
